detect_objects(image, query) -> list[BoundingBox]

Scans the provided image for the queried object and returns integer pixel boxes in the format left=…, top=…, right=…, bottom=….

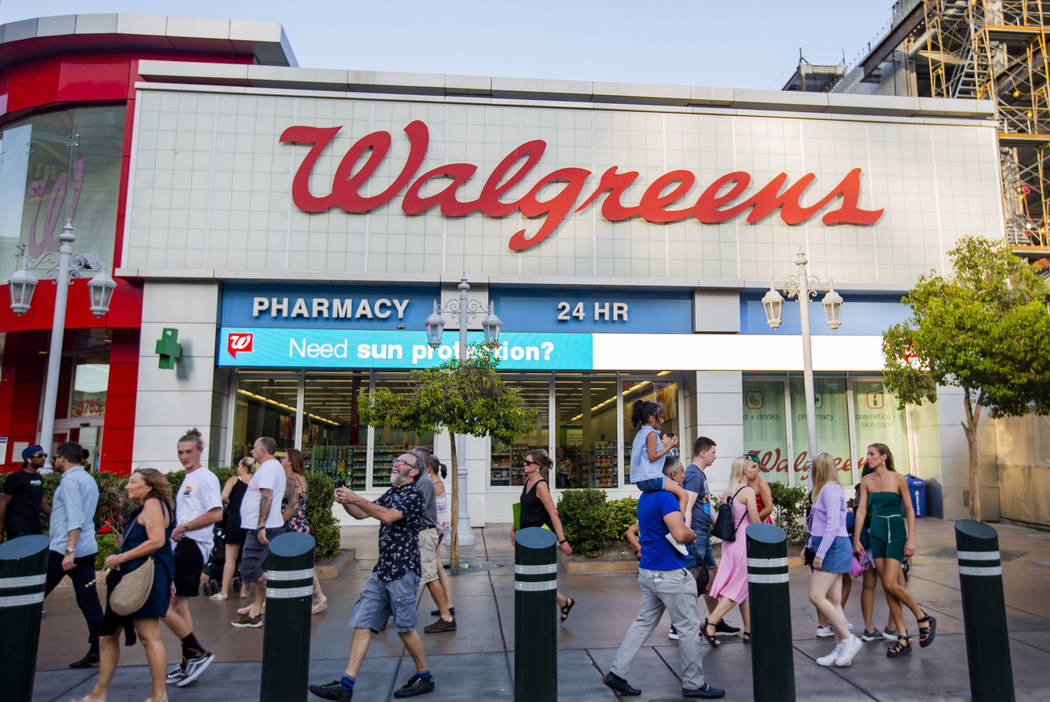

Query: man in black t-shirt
left=0, top=444, right=52, bottom=540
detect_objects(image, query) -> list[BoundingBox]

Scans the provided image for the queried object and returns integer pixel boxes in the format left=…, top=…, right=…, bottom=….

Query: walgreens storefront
left=117, top=60, right=1004, bottom=523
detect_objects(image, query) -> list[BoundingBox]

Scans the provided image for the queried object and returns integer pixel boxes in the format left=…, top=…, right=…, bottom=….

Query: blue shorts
left=691, top=528, right=716, bottom=569
left=635, top=477, right=665, bottom=492
left=814, top=536, right=853, bottom=574
left=348, top=571, right=420, bottom=633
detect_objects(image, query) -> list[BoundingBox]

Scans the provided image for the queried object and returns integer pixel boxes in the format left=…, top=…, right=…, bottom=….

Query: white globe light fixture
left=87, top=268, right=117, bottom=317
left=8, top=264, right=38, bottom=316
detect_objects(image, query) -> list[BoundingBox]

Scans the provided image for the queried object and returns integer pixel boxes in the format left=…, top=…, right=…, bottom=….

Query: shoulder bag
left=109, top=557, right=155, bottom=616
left=711, top=486, right=748, bottom=542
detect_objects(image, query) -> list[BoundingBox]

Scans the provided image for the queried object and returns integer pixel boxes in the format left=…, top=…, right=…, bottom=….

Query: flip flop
left=560, top=598, right=576, bottom=622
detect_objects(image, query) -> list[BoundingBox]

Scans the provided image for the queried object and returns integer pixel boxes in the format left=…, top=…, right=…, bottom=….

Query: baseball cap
left=22, top=444, right=45, bottom=465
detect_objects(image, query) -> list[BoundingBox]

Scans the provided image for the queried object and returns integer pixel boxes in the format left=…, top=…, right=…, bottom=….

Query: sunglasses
left=523, top=459, right=538, bottom=466
left=32, top=453, right=47, bottom=459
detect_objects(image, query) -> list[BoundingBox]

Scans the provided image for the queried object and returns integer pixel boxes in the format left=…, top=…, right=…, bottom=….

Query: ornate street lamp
left=6, top=219, right=115, bottom=467
left=762, top=248, right=845, bottom=485
left=424, top=275, right=502, bottom=546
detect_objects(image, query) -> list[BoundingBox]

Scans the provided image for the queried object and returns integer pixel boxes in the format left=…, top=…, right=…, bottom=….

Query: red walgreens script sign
left=280, top=120, right=883, bottom=252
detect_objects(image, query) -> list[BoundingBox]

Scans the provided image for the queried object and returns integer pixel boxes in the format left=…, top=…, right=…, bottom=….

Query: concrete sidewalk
left=32, top=518, right=1050, bottom=701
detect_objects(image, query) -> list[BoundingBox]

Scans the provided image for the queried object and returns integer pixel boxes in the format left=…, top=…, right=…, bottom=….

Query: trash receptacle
left=906, top=475, right=927, bottom=517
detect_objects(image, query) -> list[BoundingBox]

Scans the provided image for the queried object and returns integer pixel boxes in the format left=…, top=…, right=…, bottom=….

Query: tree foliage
left=357, top=341, right=535, bottom=564
left=882, top=235, right=1050, bottom=519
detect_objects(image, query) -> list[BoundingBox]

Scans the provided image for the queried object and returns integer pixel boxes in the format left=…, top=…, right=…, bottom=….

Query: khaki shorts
left=418, top=527, right=439, bottom=585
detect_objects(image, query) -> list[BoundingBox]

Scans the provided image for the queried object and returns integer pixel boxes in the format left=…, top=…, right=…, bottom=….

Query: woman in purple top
left=807, top=452, right=863, bottom=668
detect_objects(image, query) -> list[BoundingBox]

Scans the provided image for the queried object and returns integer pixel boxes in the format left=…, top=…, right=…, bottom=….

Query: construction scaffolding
left=923, top=0, right=1050, bottom=256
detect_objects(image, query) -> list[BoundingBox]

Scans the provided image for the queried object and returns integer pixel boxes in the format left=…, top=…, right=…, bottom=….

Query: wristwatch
left=558, top=539, right=567, bottom=544
left=65, top=547, right=75, bottom=555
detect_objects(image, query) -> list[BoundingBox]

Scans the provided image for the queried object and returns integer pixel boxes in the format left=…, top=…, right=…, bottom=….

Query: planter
left=315, top=548, right=356, bottom=580
left=558, top=542, right=639, bottom=574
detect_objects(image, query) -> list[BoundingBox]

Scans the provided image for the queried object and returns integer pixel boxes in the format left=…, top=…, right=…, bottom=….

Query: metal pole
left=955, top=519, right=1015, bottom=701
left=0, top=535, right=50, bottom=702
left=745, top=523, right=795, bottom=702
left=514, top=527, right=557, bottom=702
left=260, top=532, right=316, bottom=702
left=456, top=274, right=475, bottom=546
left=39, top=220, right=76, bottom=467
left=796, top=250, right=819, bottom=465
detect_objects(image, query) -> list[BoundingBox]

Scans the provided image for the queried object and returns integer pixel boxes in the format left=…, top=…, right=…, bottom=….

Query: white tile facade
left=122, top=88, right=1004, bottom=286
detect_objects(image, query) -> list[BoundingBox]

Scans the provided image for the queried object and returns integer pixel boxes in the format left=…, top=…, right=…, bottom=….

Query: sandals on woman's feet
left=917, top=614, right=937, bottom=648
left=887, top=635, right=911, bottom=658
left=701, top=618, right=721, bottom=647
left=742, top=631, right=751, bottom=644
left=559, top=598, right=576, bottom=622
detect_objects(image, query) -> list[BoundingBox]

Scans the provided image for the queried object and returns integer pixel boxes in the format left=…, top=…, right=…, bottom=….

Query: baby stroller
left=201, top=519, right=242, bottom=596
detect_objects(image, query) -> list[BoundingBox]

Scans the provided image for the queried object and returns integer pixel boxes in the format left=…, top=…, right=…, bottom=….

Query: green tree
left=882, top=236, right=1050, bottom=521
left=358, top=342, right=534, bottom=566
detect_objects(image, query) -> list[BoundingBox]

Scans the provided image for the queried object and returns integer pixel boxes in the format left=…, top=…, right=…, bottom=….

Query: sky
left=0, top=1, right=898, bottom=90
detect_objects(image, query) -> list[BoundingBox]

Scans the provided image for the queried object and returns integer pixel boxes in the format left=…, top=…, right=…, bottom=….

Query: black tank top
left=519, top=479, right=554, bottom=530
left=226, top=479, right=248, bottom=529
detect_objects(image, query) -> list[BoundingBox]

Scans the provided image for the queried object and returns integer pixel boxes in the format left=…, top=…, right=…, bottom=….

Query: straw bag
left=109, top=558, right=155, bottom=616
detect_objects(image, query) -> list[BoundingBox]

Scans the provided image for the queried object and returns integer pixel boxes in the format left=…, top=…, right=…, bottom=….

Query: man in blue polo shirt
left=603, top=458, right=725, bottom=699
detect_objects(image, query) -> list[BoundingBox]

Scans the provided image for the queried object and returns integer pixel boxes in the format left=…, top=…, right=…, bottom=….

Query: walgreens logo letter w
left=228, top=333, right=253, bottom=358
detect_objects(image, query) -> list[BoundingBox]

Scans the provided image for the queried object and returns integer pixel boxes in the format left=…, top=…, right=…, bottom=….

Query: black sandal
left=742, top=631, right=751, bottom=644
left=701, top=618, right=721, bottom=647
left=917, top=614, right=937, bottom=647
left=887, top=635, right=911, bottom=658
left=559, top=598, right=575, bottom=622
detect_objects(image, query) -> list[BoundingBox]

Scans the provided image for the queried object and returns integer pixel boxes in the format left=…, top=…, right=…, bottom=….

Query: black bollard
left=0, top=534, right=50, bottom=702
left=514, top=526, right=557, bottom=702
left=745, top=523, right=795, bottom=702
left=260, top=532, right=316, bottom=702
left=955, top=519, right=1014, bottom=701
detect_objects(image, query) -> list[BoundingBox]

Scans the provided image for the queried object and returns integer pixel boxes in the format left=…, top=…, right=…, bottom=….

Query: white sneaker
left=816, top=624, right=834, bottom=638
left=835, top=636, right=863, bottom=667
left=667, top=625, right=680, bottom=640
left=816, top=642, right=846, bottom=666
left=664, top=533, right=689, bottom=556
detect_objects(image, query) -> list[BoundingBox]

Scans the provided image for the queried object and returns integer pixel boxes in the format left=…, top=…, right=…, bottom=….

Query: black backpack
left=711, top=486, right=748, bottom=542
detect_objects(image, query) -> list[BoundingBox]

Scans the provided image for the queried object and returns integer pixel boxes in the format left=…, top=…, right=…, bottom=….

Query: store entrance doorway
left=54, top=416, right=104, bottom=471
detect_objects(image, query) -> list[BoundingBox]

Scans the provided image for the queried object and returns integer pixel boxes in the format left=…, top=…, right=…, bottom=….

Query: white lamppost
left=7, top=219, right=117, bottom=468
left=424, top=275, right=502, bottom=547
left=762, top=248, right=843, bottom=483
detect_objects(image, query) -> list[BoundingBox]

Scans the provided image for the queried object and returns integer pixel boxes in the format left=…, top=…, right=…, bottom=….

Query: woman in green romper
left=852, top=443, right=937, bottom=657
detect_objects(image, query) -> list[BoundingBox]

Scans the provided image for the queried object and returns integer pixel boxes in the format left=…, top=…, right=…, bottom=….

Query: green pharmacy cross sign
left=155, top=328, right=183, bottom=369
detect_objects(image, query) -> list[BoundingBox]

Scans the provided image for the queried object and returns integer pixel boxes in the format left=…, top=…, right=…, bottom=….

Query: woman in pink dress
left=703, top=456, right=761, bottom=646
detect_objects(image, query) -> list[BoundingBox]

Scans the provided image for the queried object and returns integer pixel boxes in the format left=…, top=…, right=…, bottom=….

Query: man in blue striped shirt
left=43, top=441, right=103, bottom=669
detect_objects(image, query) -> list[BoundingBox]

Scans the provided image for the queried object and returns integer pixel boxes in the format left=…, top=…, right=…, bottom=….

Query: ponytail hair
left=527, top=448, right=553, bottom=475
left=630, top=400, right=665, bottom=430
left=438, top=462, right=448, bottom=479
left=868, top=443, right=895, bottom=472
left=179, top=427, right=204, bottom=450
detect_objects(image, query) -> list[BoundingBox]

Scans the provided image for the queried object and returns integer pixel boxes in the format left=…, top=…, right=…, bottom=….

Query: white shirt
left=240, top=458, right=287, bottom=530
left=174, top=466, right=223, bottom=560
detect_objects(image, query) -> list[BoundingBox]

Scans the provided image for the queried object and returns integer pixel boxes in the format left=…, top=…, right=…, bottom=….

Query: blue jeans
left=691, top=528, right=716, bottom=569
left=635, top=477, right=665, bottom=492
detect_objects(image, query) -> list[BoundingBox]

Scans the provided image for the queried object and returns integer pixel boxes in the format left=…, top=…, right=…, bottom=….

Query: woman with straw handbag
left=75, top=468, right=175, bottom=702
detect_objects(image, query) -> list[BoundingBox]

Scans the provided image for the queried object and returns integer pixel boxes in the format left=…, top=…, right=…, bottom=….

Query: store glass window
left=553, top=372, right=619, bottom=488
left=621, top=371, right=680, bottom=476
left=370, top=373, right=434, bottom=489
left=790, top=376, right=852, bottom=484
left=742, top=379, right=791, bottom=484
left=621, top=375, right=681, bottom=485
left=302, top=372, right=368, bottom=490
left=71, top=360, right=109, bottom=418
left=0, top=105, right=125, bottom=281
left=852, top=379, right=911, bottom=475
left=232, top=372, right=300, bottom=459
left=491, top=375, right=550, bottom=487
